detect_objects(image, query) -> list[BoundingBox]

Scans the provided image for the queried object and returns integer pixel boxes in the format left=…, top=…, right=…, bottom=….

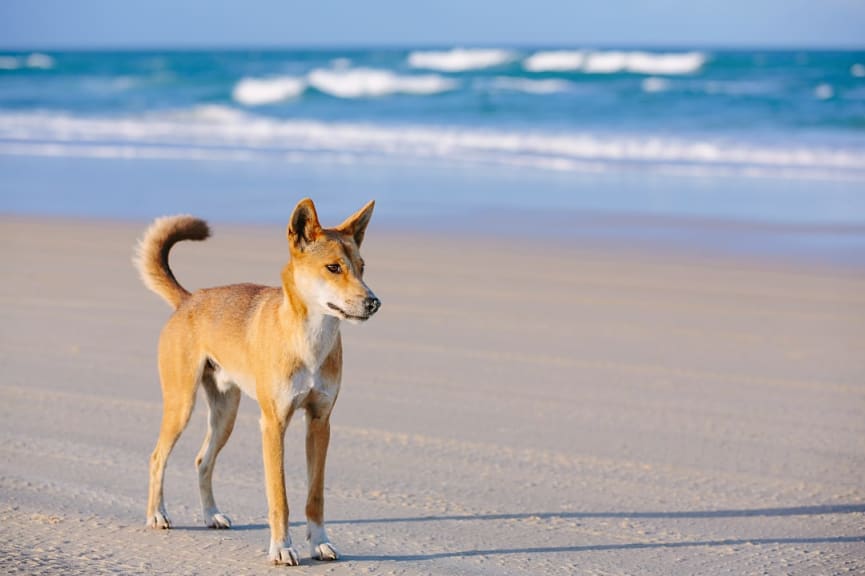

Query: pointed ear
left=337, top=200, right=375, bottom=247
left=287, top=198, right=322, bottom=251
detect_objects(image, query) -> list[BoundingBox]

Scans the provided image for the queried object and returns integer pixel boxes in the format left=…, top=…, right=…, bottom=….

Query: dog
left=134, top=198, right=380, bottom=565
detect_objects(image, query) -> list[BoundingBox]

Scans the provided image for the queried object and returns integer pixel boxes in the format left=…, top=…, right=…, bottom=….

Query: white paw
left=269, top=544, right=300, bottom=566
left=148, top=511, right=171, bottom=529
left=312, top=541, right=340, bottom=561
left=206, top=512, right=232, bottom=529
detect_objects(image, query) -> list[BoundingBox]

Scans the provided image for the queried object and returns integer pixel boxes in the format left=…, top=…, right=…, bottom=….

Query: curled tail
left=134, top=215, right=210, bottom=309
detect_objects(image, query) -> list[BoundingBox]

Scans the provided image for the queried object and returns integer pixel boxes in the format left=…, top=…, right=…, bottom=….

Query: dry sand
left=1, top=215, right=863, bottom=575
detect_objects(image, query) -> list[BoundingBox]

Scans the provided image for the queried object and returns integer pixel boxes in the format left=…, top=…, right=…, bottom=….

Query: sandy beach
left=1, top=215, right=863, bottom=575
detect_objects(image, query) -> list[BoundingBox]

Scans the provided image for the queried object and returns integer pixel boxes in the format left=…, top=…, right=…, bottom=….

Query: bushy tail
left=134, top=215, right=210, bottom=309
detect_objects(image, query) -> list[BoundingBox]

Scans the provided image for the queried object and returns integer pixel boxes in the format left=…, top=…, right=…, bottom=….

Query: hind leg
left=146, top=356, right=200, bottom=529
left=196, top=375, right=241, bottom=529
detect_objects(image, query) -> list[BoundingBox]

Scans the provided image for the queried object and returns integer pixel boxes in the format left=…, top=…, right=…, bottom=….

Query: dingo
left=134, top=198, right=380, bottom=565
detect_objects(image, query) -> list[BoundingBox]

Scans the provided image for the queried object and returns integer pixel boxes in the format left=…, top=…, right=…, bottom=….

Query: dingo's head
left=285, top=198, right=381, bottom=324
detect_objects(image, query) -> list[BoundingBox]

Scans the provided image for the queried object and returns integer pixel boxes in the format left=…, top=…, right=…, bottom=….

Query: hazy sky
left=1, top=0, right=863, bottom=48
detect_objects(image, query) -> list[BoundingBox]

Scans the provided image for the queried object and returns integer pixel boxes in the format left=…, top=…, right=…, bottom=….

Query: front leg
left=306, top=413, right=339, bottom=561
left=260, top=410, right=300, bottom=566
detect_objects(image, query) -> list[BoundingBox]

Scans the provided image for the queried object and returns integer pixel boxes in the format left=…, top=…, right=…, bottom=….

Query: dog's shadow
left=342, top=535, right=865, bottom=563
left=208, top=504, right=865, bottom=562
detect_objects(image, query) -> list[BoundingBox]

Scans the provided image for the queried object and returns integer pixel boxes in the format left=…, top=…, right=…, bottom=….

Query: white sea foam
left=583, top=51, right=629, bottom=73
left=232, top=76, right=307, bottom=106
left=850, top=64, right=865, bottom=78
left=641, top=77, right=670, bottom=93
left=408, top=49, right=514, bottom=72
left=233, top=69, right=455, bottom=103
left=307, top=68, right=456, bottom=98
left=625, top=51, right=706, bottom=75
left=523, top=51, right=585, bottom=72
left=25, top=53, right=55, bottom=69
left=0, top=141, right=263, bottom=162
left=168, top=104, right=251, bottom=123
left=555, top=50, right=707, bottom=75
left=1, top=110, right=863, bottom=181
left=815, top=83, right=834, bottom=100
left=488, top=77, right=573, bottom=94
left=0, top=53, right=55, bottom=70
left=0, top=56, right=20, bottom=70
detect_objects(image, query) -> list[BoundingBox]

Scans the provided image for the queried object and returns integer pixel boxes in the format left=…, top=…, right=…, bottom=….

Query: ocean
left=1, top=47, right=864, bottom=262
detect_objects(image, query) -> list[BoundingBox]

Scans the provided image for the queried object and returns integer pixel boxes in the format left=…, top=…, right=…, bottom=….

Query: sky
left=1, top=0, right=864, bottom=49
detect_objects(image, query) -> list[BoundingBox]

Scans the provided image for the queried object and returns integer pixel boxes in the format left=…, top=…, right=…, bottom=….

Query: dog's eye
left=325, top=263, right=342, bottom=274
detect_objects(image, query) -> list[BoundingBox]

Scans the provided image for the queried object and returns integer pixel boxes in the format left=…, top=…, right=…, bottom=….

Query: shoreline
left=4, top=205, right=865, bottom=273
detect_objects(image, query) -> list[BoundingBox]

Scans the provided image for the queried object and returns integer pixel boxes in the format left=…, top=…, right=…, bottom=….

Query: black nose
left=364, top=296, right=381, bottom=316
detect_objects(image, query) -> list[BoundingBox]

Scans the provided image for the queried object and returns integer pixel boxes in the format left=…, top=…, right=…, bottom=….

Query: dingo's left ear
left=337, top=200, right=375, bottom=247
left=288, top=198, right=322, bottom=251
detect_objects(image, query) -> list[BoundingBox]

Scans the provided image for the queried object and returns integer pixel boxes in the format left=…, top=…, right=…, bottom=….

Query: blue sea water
left=1, top=47, right=865, bottom=262
left=2, top=48, right=865, bottom=175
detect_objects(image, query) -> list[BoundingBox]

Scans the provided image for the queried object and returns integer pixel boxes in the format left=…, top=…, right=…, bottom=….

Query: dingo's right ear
left=288, top=198, right=322, bottom=251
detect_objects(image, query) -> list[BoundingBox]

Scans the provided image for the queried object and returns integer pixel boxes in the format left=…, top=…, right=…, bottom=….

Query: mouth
left=327, top=302, right=370, bottom=322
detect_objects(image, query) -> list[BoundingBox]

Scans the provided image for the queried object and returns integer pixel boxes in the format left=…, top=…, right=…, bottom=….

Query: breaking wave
left=524, top=50, right=707, bottom=75
left=1, top=108, right=863, bottom=181
left=625, top=51, right=706, bottom=74
left=232, top=76, right=307, bottom=105
left=232, top=69, right=455, bottom=103
left=0, top=52, right=56, bottom=70
left=0, top=56, right=20, bottom=70
left=486, top=77, right=574, bottom=94
left=523, top=51, right=586, bottom=72
left=307, top=68, right=456, bottom=98
left=408, top=48, right=515, bottom=72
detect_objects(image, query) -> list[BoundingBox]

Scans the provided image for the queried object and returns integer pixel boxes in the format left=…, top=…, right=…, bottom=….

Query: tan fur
left=133, top=214, right=210, bottom=308
left=135, top=198, right=379, bottom=566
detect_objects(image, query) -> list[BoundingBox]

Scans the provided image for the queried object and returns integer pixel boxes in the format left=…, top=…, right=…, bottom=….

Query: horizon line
left=2, top=42, right=865, bottom=52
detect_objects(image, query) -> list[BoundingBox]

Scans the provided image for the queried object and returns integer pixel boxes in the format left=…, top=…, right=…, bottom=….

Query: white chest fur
left=212, top=312, right=340, bottom=414
left=276, top=312, right=340, bottom=416
left=299, top=313, right=340, bottom=371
